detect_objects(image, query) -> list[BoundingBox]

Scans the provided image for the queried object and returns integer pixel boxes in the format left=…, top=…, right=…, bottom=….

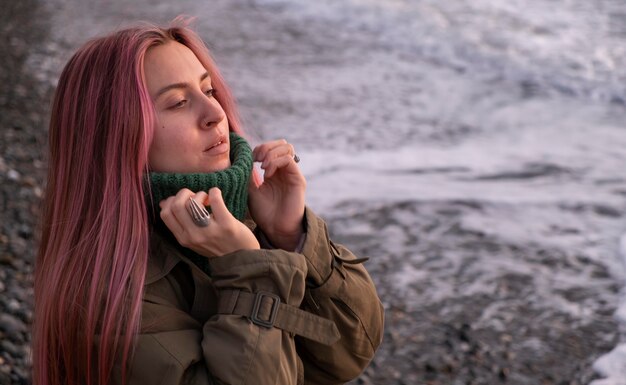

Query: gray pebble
left=12, top=365, right=28, bottom=380
left=8, top=287, right=27, bottom=302
left=9, top=237, right=27, bottom=257
left=0, top=340, right=19, bottom=357
left=0, top=314, right=26, bottom=334
left=21, top=309, right=33, bottom=324
left=17, top=224, right=32, bottom=238
left=7, top=298, right=20, bottom=312
left=9, top=257, right=25, bottom=270
left=7, top=169, right=20, bottom=181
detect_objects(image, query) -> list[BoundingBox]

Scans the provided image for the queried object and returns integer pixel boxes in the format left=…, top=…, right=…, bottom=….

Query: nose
left=199, top=94, right=226, bottom=129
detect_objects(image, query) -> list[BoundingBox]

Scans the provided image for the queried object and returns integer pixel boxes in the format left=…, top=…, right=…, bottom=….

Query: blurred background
left=1, top=0, right=626, bottom=384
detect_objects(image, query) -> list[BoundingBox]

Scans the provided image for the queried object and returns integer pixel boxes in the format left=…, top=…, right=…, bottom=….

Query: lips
left=207, top=139, right=224, bottom=150
left=203, top=134, right=229, bottom=156
left=204, top=134, right=226, bottom=150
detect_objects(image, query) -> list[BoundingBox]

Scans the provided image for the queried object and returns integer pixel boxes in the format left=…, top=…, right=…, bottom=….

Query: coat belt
left=217, top=289, right=340, bottom=346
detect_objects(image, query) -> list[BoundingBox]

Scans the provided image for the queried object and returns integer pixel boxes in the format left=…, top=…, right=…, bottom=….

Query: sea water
left=41, top=0, right=626, bottom=382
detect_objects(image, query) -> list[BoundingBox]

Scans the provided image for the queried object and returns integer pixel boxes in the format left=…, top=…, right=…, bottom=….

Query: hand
left=248, top=139, right=306, bottom=250
left=159, top=187, right=260, bottom=257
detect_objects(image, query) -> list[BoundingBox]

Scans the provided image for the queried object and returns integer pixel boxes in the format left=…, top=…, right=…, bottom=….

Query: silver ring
left=293, top=153, right=300, bottom=163
left=187, top=197, right=210, bottom=227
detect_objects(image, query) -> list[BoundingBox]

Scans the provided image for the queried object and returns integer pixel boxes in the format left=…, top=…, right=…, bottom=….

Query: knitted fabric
left=148, top=132, right=252, bottom=221
left=146, top=132, right=253, bottom=275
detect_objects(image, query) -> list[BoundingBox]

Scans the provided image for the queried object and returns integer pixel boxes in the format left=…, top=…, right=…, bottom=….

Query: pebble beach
left=1, top=0, right=626, bottom=384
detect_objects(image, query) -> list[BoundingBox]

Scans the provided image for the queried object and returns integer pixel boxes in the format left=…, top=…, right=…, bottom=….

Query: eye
left=170, top=99, right=188, bottom=109
left=204, top=88, right=216, bottom=97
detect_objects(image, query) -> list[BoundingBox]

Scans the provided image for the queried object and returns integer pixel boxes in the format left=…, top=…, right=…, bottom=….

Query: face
left=144, top=41, right=230, bottom=173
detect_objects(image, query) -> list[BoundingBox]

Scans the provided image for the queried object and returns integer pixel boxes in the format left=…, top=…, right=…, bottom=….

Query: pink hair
left=34, top=20, right=246, bottom=385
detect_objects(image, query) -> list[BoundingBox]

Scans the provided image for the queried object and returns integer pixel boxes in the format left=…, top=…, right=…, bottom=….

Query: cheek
left=148, top=123, right=181, bottom=166
left=150, top=124, right=167, bottom=150
left=152, top=115, right=184, bottom=149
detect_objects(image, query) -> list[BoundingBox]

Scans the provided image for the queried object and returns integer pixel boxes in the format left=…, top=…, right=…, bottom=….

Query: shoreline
left=1, top=0, right=625, bottom=384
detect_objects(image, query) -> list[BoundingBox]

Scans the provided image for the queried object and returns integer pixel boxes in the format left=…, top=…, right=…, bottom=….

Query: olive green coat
left=116, top=207, right=384, bottom=384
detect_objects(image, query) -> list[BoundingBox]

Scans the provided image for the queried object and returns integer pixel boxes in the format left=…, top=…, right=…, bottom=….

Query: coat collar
left=145, top=230, right=184, bottom=285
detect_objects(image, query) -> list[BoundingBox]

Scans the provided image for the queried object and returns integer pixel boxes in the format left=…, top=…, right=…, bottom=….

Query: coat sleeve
left=258, top=207, right=385, bottom=385
left=119, top=249, right=314, bottom=385
left=297, top=207, right=385, bottom=385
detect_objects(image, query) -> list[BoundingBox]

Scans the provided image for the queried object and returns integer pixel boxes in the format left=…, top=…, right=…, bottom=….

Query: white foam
left=591, top=344, right=626, bottom=385
left=590, top=235, right=626, bottom=385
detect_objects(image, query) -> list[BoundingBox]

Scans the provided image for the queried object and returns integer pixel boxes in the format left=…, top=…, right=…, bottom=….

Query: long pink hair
left=33, top=20, right=244, bottom=385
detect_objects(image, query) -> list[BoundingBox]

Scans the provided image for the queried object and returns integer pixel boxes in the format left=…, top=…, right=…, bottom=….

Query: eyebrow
left=155, top=72, right=210, bottom=98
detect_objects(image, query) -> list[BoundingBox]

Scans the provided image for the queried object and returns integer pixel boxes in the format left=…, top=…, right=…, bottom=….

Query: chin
left=204, top=159, right=231, bottom=173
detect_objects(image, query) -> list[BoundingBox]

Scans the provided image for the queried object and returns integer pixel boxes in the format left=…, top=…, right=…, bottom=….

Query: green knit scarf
left=147, top=132, right=253, bottom=275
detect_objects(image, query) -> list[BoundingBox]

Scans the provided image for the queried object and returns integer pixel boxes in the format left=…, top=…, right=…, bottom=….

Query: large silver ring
left=187, top=197, right=210, bottom=227
left=293, top=153, right=300, bottom=163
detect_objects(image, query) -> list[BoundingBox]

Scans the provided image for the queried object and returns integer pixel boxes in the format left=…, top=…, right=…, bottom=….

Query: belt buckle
left=251, top=291, right=280, bottom=328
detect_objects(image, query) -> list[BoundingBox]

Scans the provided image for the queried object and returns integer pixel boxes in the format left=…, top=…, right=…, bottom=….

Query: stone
left=9, top=237, right=27, bottom=256
left=0, top=314, right=26, bottom=334
left=0, top=340, right=19, bottom=357
left=7, top=169, right=20, bottom=181
left=0, top=254, right=14, bottom=266
left=7, top=298, right=20, bottom=312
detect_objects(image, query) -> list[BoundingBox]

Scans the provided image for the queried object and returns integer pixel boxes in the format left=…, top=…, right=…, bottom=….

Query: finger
left=172, top=188, right=195, bottom=215
left=170, top=188, right=198, bottom=229
left=158, top=195, right=174, bottom=209
left=253, top=139, right=290, bottom=162
left=252, top=139, right=286, bottom=160
left=264, top=154, right=296, bottom=178
left=206, top=187, right=230, bottom=222
left=160, top=198, right=185, bottom=236
left=193, top=191, right=210, bottom=207
left=261, top=143, right=294, bottom=169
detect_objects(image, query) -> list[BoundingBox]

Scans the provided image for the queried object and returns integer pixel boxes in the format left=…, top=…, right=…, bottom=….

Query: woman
left=33, top=20, right=383, bottom=385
